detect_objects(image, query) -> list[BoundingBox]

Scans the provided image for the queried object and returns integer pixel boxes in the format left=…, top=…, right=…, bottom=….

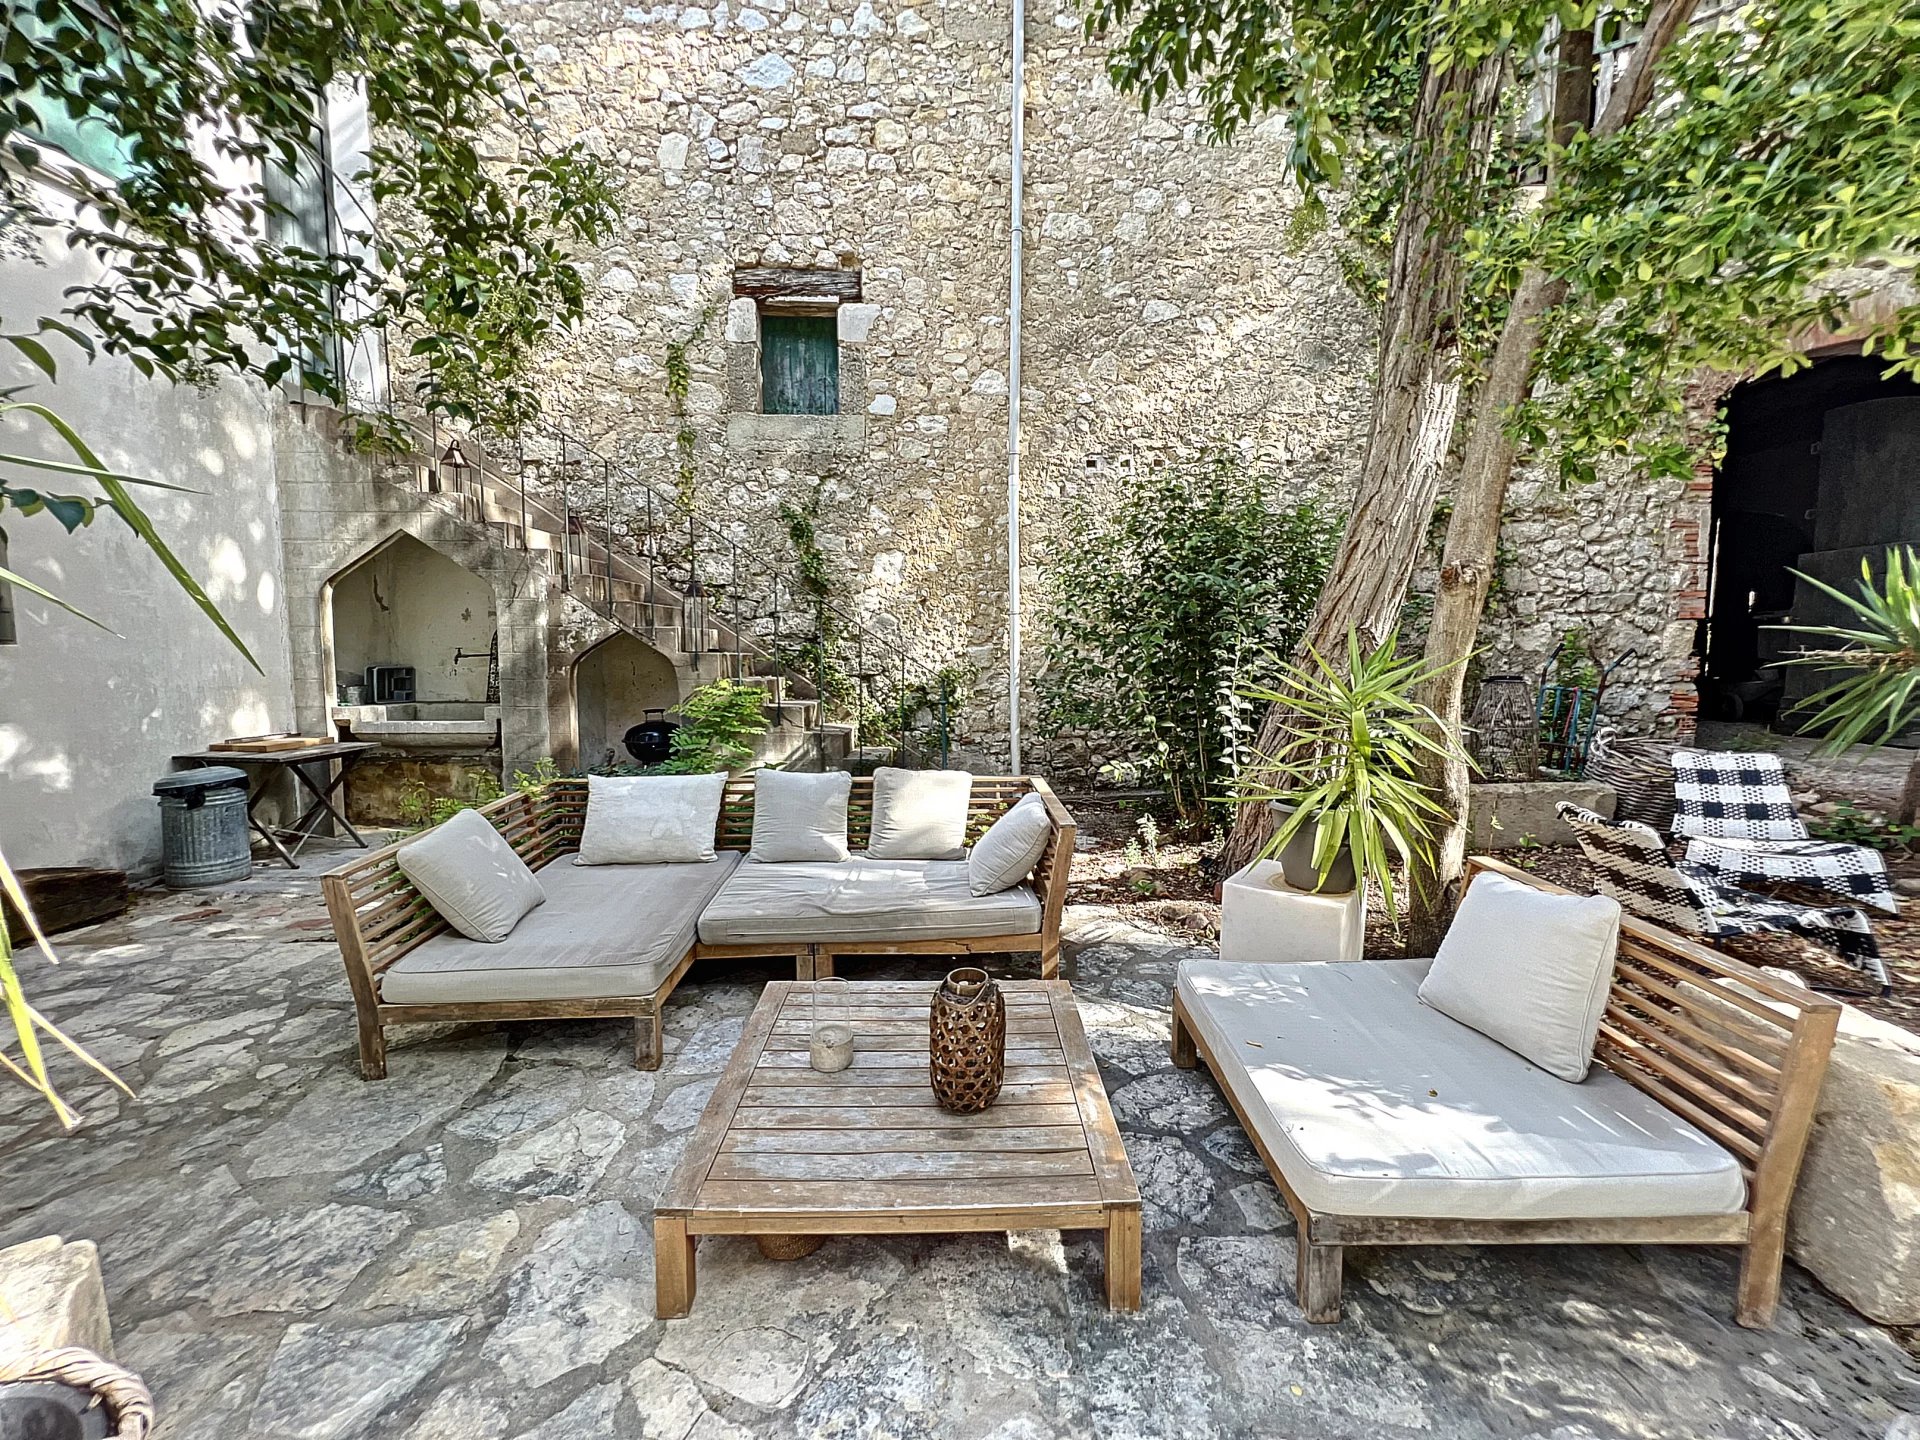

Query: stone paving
left=4, top=871, right=1918, bottom=1440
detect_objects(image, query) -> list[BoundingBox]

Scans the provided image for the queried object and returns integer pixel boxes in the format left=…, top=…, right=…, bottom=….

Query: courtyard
left=3, top=863, right=1917, bottom=1440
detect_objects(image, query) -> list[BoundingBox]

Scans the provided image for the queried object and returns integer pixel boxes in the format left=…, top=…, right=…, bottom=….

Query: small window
left=262, top=100, right=342, bottom=387
left=760, top=314, right=840, bottom=415
left=12, top=12, right=140, bottom=182
left=0, top=533, right=17, bottom=646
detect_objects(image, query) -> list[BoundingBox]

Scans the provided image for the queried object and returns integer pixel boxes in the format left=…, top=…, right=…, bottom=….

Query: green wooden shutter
left=760, top=315, right=840, bottom=415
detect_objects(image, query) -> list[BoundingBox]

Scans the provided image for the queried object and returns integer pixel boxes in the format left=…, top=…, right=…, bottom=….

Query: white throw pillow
left=866, top=766, right=973, bottom=860
left=1417, top=871, right=1622, bottom=1083
left=967, top=792, right=1053, bottom=896
left=750, top=769, right=851, bottom=862
left=576, top=772, right=726, bottom=865
left=396, top=806, right=545, bottom=943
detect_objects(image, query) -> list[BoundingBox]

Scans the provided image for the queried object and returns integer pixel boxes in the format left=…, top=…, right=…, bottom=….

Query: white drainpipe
left=1006, top=0, right=1026, bottom=774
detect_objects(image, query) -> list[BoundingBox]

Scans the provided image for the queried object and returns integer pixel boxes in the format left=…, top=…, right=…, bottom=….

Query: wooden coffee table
left=654, top=979, right=1142, bottom=1314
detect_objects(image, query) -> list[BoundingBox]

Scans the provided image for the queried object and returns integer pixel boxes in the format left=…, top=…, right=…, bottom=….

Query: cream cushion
left=382, top=853, right=741, bottom=1003
left=750, top=769, right=851, bottom=862
left=1418, top=871, right=1622, bottom=1082
left=698, top=857, right=1040, bottom=945
left=396, top=807, right=545, bottom=943
left=577, top=772, right=726, bottom=865
left=866, top=766, right=973, bottom=860
left=1177, top=958, right=1746, bottom=1220
left=967, top=792, right=1052, bottom=895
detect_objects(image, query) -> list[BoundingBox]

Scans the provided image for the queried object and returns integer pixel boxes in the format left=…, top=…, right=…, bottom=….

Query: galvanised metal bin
left=153, top=767, right=251, bottom=887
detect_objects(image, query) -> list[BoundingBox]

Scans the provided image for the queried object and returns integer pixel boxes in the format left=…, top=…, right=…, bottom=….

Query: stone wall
left=497, top=0, right=1380, bottom=766
left=496, top=0, right=1703, bottom=768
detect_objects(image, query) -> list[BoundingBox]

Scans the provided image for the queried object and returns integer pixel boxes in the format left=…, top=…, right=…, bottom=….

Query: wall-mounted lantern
left=436, top=438, right=478, bottom=494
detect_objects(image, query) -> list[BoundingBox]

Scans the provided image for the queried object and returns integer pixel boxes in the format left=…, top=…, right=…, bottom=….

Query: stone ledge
left=725, top=411, right=867, bottom=452
left=0, top=1236, right=113, bottom=1364
left=1466, top=780, right=1617, bottom=851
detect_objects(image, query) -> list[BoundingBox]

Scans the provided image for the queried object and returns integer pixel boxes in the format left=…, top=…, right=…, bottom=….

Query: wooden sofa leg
left=814, top=952, right=835, bottom=979
left=1170, top=1000, right=1197, bottom=1070
left=1295, top=1232, right=1343, bottom=1323
left=795, top=949, right=816, bottom=981
left=635, top=1013, right=664, bottom=1072
left=1734, top=1228, right=1785, bottom=1328
left=357, top=1014, right=388, bottom=1081
left=1040, top=942, right=1060, bottom=980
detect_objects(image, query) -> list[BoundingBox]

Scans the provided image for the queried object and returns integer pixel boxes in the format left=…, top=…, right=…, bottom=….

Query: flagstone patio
left=3, top=873, right=1917, bottom=1440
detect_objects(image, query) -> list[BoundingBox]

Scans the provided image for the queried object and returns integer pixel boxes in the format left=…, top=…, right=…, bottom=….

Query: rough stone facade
left=497, top=0, right=1381, bottom=765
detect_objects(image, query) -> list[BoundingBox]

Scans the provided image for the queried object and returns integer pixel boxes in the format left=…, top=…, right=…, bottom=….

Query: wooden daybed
left=1170, top=855, right=1839, bottom=1329
left=322, top=775, right=1075, bottom=1079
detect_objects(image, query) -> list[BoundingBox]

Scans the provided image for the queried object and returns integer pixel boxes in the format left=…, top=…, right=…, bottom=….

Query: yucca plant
left=1772, top=546, right=1920, bottom=826
left=1231, top=628, right=1472, bottom=920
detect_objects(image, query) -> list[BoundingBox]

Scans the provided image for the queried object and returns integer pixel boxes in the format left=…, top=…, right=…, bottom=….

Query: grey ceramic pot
left=1267, top=801, right=1357, bottom=894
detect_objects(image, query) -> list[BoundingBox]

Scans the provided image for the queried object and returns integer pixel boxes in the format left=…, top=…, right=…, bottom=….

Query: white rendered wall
left=0, top=226, right=299, bottom=874
left=329, top=534, right=496, bottom=702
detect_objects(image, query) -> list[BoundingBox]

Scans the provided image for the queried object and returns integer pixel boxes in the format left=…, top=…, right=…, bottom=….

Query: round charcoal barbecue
left=622, top=708, right=679, bottom=767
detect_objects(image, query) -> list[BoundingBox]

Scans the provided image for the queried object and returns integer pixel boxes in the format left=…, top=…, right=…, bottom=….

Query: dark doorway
left=1699, top=354, right=1920, bottom=727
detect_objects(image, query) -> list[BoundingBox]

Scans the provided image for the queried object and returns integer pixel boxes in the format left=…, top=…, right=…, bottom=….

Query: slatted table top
left=657, top=980, right=1140, bottom=1234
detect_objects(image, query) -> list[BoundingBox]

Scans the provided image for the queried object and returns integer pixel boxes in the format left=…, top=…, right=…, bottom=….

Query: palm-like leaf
left=1770, top=547, right=1920, bottom=753
left=1230, top=628, right=1472, bottom=920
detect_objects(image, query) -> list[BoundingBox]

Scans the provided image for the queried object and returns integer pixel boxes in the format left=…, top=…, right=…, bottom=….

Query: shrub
left=1038, top=450, right=1338, bottom=826
left=660, top=679, right=771, bottom=773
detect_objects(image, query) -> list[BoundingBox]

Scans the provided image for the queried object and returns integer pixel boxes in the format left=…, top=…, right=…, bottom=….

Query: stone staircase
left=381, top=422, right=865, bottom=769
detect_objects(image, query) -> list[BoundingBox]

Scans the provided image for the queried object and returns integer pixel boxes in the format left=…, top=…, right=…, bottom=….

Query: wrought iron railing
left=323, top=331, right=958, bottom=768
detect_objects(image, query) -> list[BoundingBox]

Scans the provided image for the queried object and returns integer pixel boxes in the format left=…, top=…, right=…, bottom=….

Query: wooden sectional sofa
left=322, top=775, right=1075, bottom=1079
left=1171, top=855, right=1839, bottom=1329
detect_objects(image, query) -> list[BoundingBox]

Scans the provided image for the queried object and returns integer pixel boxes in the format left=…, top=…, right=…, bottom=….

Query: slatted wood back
left=323, top=775, right=1070, bottom=985
left=536, top=774, right=1044, bottom=852
left=1465, top=856, right=1839, bottom=1221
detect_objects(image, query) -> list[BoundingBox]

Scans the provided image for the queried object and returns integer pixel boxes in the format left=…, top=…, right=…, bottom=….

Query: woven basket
left=1585, top=726, right=1678, bottom=833
left=929, top=967, right=1006, bottom=1114
left=756, top=1234, right=825, bottom=1261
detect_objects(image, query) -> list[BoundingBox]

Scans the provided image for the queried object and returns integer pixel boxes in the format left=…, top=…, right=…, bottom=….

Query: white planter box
left=1219, top=859, right=1367, bottom=965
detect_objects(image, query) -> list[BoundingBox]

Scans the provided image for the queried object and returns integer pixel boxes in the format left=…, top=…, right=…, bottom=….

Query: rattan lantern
left=929, top=967, right=1005, bottom=1113
left=1467, top=674, right=1540, bottom=782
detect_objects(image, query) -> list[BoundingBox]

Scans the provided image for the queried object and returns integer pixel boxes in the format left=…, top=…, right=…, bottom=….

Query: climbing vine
left=664, top=297, right=723, bottom=512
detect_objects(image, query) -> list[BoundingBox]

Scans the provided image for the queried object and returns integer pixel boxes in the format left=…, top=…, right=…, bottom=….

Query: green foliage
left=1092, top=0, right=1920, bottom=489
left=1773, top=547, right=1920, bottom=752
left=1038, top=449, right=1340, bottom=826
left=665, top=299, right=722, bottom=508
left=659, top=679, right=771, bottom=774
left=1234, top=628, right=1473, bottom=920
left=1550, top=628, right=1602, bottom=691
left=2, top=0, right=615, bottom=430
left=397, top=768, right=504, bottom=831
left=781, top=493, right=835, bottom=602
left=1807, top=800, right=1920, bottom=855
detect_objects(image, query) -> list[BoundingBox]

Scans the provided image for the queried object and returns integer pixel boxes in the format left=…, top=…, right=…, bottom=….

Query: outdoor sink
left=333, top=701, right=502, bottom=751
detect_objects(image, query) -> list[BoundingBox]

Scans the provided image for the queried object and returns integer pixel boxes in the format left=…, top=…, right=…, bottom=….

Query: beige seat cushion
left=1177, top=957, right=1747, bottom=1221
left=395, top=807, right=545, bottom=943
left=381, top=852, right=742, bottom=1004
left=697, top=857, right=1041, bottom=945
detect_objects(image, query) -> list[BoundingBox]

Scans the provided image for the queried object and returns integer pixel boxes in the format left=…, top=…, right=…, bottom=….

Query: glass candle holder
left=808, top=976, right=853, bottom=1073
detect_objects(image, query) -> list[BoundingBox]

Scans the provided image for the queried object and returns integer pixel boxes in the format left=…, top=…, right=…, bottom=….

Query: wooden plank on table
left=1049, top=982, right=1142, bottom=1207
left=741, top=1079, right=1078, bottom=1107
left=656, top=980, right=787, bottom=1214
left=690, top=1176, right=1106, bottom=1217
left=768, top=1016, right=1060, bottom=1037
left=722, top=1125, right=1091, bottom=1155
left=706, top=1149, right=1097, bottom=1182
left=757, top=1046, right=1061, bottom=1070
left=731, top=1102, right=1086, bottom=1130
left=738, top=1062, right=1071, bottom=1091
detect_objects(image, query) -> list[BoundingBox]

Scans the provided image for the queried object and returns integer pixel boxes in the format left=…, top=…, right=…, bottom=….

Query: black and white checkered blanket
left=1682, top=837, right=1897, bottom=916
left=1671, top=747, right=1896, bottom=914
left=1558, top=803, right=1888, bottom=991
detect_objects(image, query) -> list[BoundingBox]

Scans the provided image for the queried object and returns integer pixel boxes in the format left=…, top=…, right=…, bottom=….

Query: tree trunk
left=1900, top=749, right=1920, bottom=827
left=1402, top=3, right=1698, bottom=953
left=1220, top=51, right=1507, bottom=877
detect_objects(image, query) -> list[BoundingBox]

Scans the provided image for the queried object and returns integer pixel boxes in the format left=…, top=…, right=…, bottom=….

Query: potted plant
left=1232, top=628, right=1471, bottom=919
